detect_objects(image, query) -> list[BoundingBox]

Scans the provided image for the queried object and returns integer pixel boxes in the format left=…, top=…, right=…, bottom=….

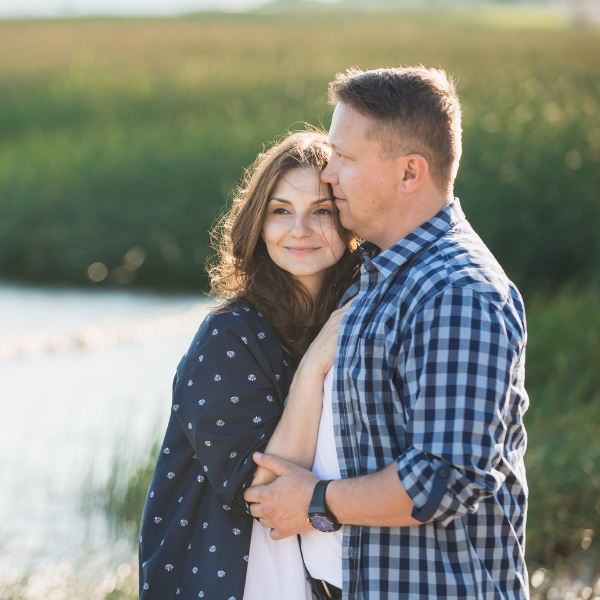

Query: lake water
left=0, top=283, right=209, bottom=584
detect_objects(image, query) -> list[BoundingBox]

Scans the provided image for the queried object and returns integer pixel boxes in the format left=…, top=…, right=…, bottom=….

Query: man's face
left=321, top=102, right=404, bottom=248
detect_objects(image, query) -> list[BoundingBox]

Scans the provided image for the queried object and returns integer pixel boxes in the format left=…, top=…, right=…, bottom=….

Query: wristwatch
left=308, top=480, right=341, bottom=532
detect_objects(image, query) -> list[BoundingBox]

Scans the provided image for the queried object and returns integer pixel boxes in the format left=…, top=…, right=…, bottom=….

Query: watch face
left=309, top=514, right=334, bottom=532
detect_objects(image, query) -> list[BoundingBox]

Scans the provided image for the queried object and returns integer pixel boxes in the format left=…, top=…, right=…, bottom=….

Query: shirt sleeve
left=395, top=287, right=522, bottom=527
left=173, top=309, right=286, bottom=515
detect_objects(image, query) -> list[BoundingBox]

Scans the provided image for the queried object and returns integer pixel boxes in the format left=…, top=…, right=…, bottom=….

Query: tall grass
left=0, top=11, right=598, bottom=292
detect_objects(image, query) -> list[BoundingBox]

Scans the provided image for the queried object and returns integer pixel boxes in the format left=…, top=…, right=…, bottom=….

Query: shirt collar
left=357, top=198, right=465, bottom=280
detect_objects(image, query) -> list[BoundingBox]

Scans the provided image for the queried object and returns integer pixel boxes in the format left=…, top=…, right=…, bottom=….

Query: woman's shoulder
left=181, top=299, right=279, bottom=362
left=204, top=300, right=268, bottom=334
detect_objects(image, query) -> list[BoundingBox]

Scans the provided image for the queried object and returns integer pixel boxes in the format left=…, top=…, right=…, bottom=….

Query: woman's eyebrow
left=269, top=197, right=331, bottom=205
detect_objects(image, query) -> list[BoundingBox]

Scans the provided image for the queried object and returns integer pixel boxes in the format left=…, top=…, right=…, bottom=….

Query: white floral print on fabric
left=154, top=517, right=162, bottom=523
left=139, top=303, right=295, bottom=600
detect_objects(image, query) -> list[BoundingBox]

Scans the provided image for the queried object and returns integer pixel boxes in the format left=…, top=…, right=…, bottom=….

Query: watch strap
left=309, top=479, right=333, bottom=516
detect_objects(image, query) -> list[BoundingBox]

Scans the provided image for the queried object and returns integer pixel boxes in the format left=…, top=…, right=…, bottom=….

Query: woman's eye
left=272, top=207, right=289, bottom=215
left=315, top=208, right=332, bottom=216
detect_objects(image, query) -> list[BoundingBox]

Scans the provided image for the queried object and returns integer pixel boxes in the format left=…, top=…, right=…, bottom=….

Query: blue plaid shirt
left=334, top=199, right=529, bottom=600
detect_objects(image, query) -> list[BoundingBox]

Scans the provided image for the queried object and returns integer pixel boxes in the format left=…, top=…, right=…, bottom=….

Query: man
left=245, top=67, right=529, bottom=600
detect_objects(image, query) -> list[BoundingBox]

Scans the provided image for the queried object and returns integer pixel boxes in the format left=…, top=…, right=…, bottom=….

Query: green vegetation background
left=1, top=4, right=599, bottom=589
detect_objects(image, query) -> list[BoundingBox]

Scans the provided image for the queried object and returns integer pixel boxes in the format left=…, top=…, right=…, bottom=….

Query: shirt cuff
left=397, top=447, right=478, bottom=527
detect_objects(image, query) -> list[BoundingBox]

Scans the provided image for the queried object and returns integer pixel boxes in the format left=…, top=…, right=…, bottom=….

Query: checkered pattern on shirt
left=333, top=199, right=529, bottom=600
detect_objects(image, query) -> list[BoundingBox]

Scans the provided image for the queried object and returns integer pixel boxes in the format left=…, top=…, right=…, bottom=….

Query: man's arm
left=245, top=453, right=423, bottom=540
left=245, top=287, right=523, bottom=538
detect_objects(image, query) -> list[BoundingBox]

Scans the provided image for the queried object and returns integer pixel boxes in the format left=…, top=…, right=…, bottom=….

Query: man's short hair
left=328, top=66, right=462, bottom=194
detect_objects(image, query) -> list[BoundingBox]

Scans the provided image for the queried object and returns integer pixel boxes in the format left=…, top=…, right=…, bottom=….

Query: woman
left=139, top=130, right=359, bottom=600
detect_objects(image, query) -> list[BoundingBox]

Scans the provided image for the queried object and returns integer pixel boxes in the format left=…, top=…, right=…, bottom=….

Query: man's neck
left=375, top=191, right=453, bottom=252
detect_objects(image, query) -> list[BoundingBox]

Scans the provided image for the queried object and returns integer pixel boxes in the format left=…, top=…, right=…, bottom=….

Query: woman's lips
left=286, top=247, right=319, bottom=254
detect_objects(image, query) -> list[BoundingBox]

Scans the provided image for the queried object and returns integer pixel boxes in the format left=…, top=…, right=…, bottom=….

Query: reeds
left=0, top=10, right=598, bottom=292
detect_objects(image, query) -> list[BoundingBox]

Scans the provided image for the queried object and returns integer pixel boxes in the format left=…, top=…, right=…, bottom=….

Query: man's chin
left=338, top=211, right=353, bottom=232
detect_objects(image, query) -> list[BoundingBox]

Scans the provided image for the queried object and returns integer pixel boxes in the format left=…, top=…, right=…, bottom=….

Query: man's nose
left=321, top=162, right=337, bottom=185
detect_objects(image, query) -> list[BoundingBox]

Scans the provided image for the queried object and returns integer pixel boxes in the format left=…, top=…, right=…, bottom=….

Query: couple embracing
left=139, top=66, right=529, bottom=600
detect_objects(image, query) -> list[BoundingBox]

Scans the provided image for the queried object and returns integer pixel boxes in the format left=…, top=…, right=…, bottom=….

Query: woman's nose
left=289, top=213, right=312, bottom=237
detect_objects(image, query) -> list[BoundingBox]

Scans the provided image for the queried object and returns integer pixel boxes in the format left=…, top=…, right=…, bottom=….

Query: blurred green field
left=0, top=10, right=599, bottom=292
left=1, top=6, right=599, bottom=595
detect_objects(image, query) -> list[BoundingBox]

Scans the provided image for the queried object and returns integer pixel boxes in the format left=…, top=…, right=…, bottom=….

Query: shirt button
left=439, top=468, right=448, bottom=478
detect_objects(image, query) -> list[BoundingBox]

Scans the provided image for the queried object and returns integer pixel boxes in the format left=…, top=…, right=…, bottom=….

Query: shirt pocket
left=350, top=333, right=395, bottom=422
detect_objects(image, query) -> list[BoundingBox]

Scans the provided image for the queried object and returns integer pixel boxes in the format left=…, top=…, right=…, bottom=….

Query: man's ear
left=399, top=154, right=429, bottom=194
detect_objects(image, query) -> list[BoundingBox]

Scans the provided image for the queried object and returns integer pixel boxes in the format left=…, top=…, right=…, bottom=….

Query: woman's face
left=262, top=167, right=347, bottom=298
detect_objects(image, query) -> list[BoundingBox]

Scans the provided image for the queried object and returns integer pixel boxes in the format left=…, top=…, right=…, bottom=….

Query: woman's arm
left=251, top=303, right=350, bottom=487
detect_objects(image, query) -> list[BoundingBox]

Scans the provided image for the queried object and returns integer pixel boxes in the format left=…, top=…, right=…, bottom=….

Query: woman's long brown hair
left=207, top=130, right=360, bottom=365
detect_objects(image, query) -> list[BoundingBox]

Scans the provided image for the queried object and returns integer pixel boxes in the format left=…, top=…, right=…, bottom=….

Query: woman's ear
left=398, top=154, right=429, bottom=194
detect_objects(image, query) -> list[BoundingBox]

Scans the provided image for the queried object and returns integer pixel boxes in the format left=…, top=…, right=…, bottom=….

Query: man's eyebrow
left=269, top=197, right=332, bottom=205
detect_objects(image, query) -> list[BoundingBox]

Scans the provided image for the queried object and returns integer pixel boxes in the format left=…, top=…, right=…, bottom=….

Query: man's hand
left=244, top=452, right=318, bottom=540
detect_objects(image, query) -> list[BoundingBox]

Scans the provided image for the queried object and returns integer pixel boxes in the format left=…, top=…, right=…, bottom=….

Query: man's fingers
left=244, top=485, right=262, bottom=504
left=248, top=502, right=264, bottom=519
left=270, top=528, right=292, bottom=541
left=258, top=518, right=274, bottom=530
left=252, top=452, right=294, bottom=477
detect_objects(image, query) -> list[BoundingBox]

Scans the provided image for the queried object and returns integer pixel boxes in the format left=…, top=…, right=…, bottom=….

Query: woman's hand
left=299, top=300, right=352, bottom=378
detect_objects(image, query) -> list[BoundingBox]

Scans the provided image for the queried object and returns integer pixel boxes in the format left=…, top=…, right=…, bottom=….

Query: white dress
left=242, top=519, right=313, bottom=600
left=243, top=367, right=343, bottom=599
